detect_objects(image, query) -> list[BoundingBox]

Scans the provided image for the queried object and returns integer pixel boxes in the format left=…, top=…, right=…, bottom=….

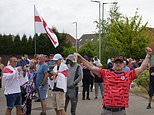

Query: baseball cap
left=66, top=54, right=75, bottom=62
left=113, top=56, right=123, bottom=63
left=52, top=53, right=62, bottom=61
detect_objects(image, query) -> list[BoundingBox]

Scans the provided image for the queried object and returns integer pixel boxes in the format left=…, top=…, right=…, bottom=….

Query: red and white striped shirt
left=98, top=69, right=137, bottom=107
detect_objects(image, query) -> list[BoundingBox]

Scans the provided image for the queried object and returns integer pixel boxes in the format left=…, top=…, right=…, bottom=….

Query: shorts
left=148, top=84, right=154, bottom=97
left=51, top=91, right=65, bottom=110
left=36, top=84, right=48, bottom=100
left=5, top=93, right=22, bottom=109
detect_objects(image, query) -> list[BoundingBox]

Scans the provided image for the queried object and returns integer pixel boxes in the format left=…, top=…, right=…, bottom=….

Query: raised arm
left=135, top=47, right=152, bottom=76
left=74, top=53, right=100, bottom=76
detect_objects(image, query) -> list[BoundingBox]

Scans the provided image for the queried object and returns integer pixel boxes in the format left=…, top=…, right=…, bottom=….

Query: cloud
left=0, top=0, right=154, bottom=38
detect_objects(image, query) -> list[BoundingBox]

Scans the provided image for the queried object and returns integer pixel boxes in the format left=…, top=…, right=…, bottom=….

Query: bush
left=134, top=69, right=149, bottom=92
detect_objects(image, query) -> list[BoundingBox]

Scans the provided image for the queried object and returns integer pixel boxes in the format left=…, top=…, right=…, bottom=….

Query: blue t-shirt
left=122, top=66, right=130, bottom=72
left=35, top=63, right=48, bottom=88
left=47, top=60, right=55, bottom=71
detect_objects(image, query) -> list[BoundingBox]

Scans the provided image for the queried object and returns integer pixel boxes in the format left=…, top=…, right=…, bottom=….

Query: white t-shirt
left=49, top=63, right=68, bottom=92
left=3, top=65, right=21, bottom=95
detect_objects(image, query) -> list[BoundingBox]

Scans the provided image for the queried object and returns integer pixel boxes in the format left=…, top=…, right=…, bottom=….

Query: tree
left=0, top=34, right=13, bottom=55
left=91, top=5, right=153, bottom=66
left=79, top=41, right=97, bottom=58
left=108, top=10, right=152, bottom=58
left=27, top=36, right=33, bottom=54
left=12, top=35, right=22, bottom=55
left=21, top=34, right=28, bottom=54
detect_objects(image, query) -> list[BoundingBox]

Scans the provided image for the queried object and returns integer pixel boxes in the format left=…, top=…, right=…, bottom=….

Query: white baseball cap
left=52, top=54, right=62, bottom=60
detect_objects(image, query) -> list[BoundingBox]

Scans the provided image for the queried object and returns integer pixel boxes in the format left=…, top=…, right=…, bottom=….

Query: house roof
left=65, top=33, right=76, bottom=44
left=78, top=34, right=98, bottom=46
left=60, top=33, right=76, bottom=45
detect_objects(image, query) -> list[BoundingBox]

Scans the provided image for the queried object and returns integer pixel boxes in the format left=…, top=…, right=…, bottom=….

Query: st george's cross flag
left=34, top=6, right=59, bottom=48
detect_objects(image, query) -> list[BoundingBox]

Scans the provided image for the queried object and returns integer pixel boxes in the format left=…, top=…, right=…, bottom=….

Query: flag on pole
left=34, top=6, right=59, bottom=48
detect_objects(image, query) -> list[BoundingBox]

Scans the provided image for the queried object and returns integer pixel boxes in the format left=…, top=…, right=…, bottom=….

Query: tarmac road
left=0, top=88, right=154, bottom=115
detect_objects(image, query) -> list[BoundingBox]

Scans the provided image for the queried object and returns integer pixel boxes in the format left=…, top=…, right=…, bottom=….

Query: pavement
left=1, top=87, right=154, bottom=115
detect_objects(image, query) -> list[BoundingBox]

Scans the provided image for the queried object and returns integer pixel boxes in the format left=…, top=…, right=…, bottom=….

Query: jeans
left=94, top=82, right=104, bottom=98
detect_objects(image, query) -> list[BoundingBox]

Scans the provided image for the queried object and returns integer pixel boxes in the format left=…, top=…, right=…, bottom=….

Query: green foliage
left=91, top=6, right=153, bottom=65
left=62, top=47, right=75, bottom=57
left=134, top=69, right=149, bottom=92
left=108, top=10, right=152, bottom=58
left=0, top=27, right=74, bottom=56
left=13, top=35, right=22, bottom=54
left=79, top=41, right=97, bottom=57
left=26, top=36, right=33, bottom=54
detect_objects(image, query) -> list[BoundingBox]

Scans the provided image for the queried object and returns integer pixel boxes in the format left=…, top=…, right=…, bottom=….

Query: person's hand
left=151, top=72, right=154, bottom=76
left=50, top=71, right=58, bottom=76
left=74, top=53, right=81, bottom=62
left=49, top=75, right=57, bottom=80
left=74, top=53, right=80, bottom=57
left=146, top=47, right=152, bottom=55
left=74, top=53, right=80, bottom=62
left=17, top=66, right=22, bottom=72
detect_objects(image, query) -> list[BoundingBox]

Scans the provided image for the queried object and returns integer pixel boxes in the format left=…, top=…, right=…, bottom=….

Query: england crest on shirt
left=121, top=76, right=125, bottom=80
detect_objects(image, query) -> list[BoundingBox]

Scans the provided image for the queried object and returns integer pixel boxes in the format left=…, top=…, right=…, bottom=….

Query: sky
left=0, top=0, right=154, bottom=39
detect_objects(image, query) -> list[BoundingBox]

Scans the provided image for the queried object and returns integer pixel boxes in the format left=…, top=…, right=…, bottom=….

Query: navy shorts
left=5, top=93, right=22, bottom=109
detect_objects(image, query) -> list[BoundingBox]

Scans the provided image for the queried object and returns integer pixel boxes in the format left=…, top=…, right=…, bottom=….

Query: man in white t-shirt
left=3, top=57, right=22, bottom=115
left=49, top=54, right=68, bottom=115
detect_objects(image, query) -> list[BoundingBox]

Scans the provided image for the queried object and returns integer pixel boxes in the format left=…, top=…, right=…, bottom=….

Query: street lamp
left=91, top=1, right=117, bottom=61
left=102, top=2, right=117, bottom=57
left=73, top=22, right=78, bottom=52
left=102, top=2, right=118, bottom=21
left=91, top=0, right=101, bottom=61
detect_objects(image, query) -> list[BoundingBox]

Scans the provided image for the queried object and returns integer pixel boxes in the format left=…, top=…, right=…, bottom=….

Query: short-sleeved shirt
left=149, top=67, right=154, bottom=85
left=98, top=68, right=137, bottom=108
left=47, top=60, right=56, bottom=71
left=35, top=63, right=48, bottom=88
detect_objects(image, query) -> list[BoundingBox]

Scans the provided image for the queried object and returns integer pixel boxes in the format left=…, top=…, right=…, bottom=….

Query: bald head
left=9, top=57, right=18, bottom=67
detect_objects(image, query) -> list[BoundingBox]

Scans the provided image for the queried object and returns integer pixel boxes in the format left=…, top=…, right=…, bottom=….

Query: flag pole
left=34, top=5, right=37, bottom=55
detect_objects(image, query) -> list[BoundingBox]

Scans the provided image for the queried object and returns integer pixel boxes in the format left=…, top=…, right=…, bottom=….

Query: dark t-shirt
left=82, top=68, right=93, bottom=84
left=149, top=67, right=154, bottom=85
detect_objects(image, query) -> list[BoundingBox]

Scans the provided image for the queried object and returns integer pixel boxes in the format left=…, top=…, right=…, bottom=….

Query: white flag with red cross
left=34, top=6, right=59, bottom=48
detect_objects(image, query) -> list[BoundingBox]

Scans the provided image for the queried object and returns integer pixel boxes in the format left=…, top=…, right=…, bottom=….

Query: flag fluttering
left=34, top=6, right=59, bottom=48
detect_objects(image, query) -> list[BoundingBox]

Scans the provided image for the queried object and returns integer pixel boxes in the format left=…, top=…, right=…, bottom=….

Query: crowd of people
left=0, top=47, right=153, bottom=115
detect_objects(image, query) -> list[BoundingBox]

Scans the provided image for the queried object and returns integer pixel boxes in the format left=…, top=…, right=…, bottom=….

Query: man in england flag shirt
left=3, top=57, right=22, bottom=115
